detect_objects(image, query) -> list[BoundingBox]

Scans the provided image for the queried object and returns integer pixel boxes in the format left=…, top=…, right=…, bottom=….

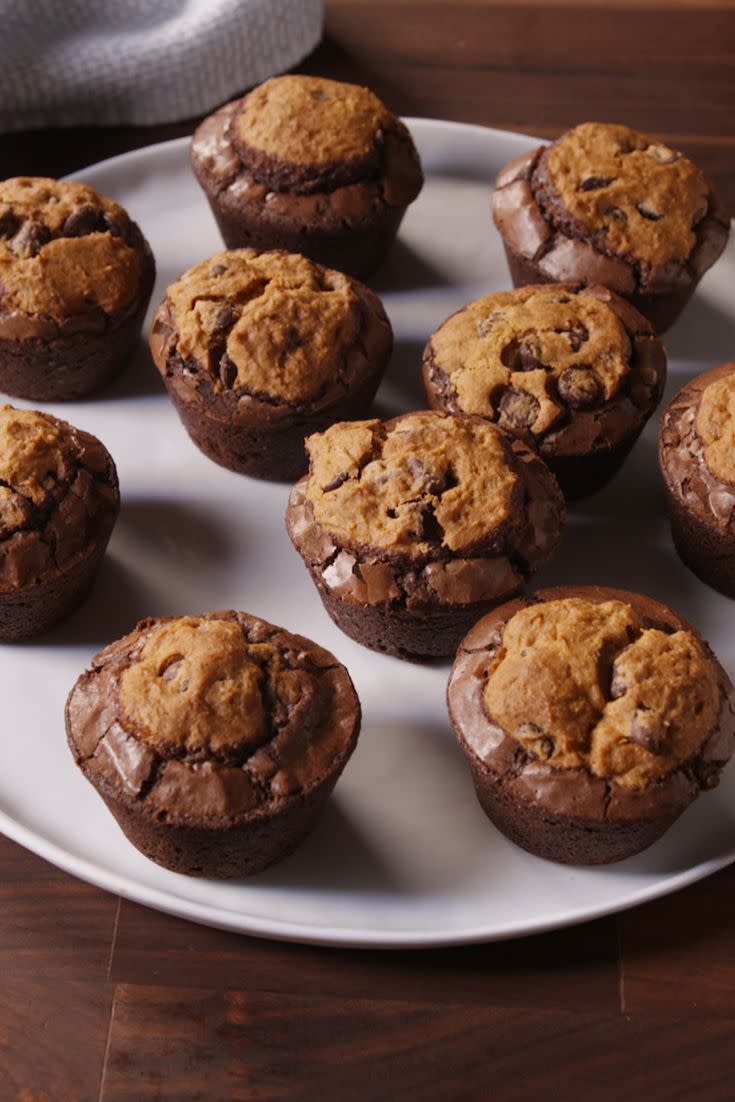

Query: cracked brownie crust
left=149, top=249, right=392, bottom=481
left=0, top=177, right=155, bottom=400
left=491, top=124, right=730, bottom=333
left=659, top=362, right=735, bottom=596
left=423, top=282, right=666, bottom=499
left=448, top=586, right=735, bottom=864
left=286, top=411, right=564, bottom=661
left=190, top=75, right=423, bottom=279
left=66, top=611, right=361, bottom=878
left=0, top=404, right=119, bottom=639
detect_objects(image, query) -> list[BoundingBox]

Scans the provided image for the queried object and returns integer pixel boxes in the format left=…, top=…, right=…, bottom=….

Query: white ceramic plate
left=2, top=120, right=734, bottom=948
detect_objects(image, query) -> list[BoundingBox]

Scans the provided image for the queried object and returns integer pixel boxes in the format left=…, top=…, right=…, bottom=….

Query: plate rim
left=3, top=115, right=734, bottom=949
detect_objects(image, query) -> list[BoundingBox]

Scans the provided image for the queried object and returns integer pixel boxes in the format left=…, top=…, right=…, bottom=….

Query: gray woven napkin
left=0, top=0, right=323, bottom=132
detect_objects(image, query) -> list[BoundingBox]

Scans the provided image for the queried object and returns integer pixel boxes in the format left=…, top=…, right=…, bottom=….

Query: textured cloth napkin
left=0, top=0, right=323, bottom=132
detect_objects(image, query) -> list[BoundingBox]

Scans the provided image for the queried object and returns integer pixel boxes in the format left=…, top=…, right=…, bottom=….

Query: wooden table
left=2, top=3, right=734, bottom=1098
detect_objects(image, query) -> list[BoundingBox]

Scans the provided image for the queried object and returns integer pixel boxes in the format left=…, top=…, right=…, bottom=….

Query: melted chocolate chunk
left=498, top=387, right=540, bottom=429
left=557, top=367, right=602, bottom=409
left=10, top=220, right=51, bottom=257
left=62, top=204, right=107, bottom=237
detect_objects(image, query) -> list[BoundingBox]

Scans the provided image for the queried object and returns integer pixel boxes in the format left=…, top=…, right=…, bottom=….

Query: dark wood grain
left=0, top=836, right=119, bottom=980
left=0, top=977, right=113, bottom=1102
left=0, top=2, right=734, bottom=1097
left=102, top=987, right=735, bottom=1102
left=110, top=900, right=620, bottom=1010
left=621, top=864, right=735, bottom=1015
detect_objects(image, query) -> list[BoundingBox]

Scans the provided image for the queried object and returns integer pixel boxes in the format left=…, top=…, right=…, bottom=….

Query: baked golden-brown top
left=304, top=413, right=521, bottom=556
left=0, top=177, right=146, bottom=321
left=695, top=367, right=735, bottom=485
left=164, top=250, right=367, bottom=402
left=119, top=616, right=319, bottom=758
left=232, top=75, right=391, bottom=167
left=428, top=285, right=632, bottom=435
left=484, top=597, right=719, bottom=788
left=0, top=405, right=118, bottom=590
left=0, top=405, right=110, bottom=531
left=542, top=123, right=709, bottom=268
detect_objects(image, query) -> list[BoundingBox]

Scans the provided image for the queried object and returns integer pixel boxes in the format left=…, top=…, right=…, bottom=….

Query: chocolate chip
left=557, top=367, right=601, bottom=409
left=477, top=310, right=503, bottom=338
left=212, top=303, right=238, bottom=335
left=501, top=339, right=545, bottom=372
left=0, top=209, right=19, bottom=238
left=218, top=356, right=237, bottom=389
left=62, top=204, right=105, bottom=237
left=637, top=204, right=663, bottom=222
left=629, top=710, right=666, bottom=754
left=519, top=343, right=546, bottom=372
left=579, top=176, right=612, bottom=191
left=102, top=213, right=123, bottom=237
left=500, top=339, right=521, bottom=369
left=565, top=323, right=589, bottom=352
left=517, top=723, right=554, bottom=760
left=10, top=220, right=50, bottom=257
left=322, top=472, right=349, bottom=493
left=605, top=207, right=627, bottom=224
left=498, top=387, right=540, bottom=429
left=408, top=457, right=456, bottom=495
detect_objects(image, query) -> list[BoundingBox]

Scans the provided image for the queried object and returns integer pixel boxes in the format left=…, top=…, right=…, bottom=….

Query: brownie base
left=207, top=196, right=406, bottom=281
left=316, top=581, right=521, bottom=662
left=466, top=754, right=680, bottom=865
left=663, top=481, right=735, bottom=598
left=543, top=435, right=641, bottom=501
left=165, top=370, right=385, bottom=484
left=502, top=245, right=694, bottom=336
left=97, top=775, right=338, bottom=879
left=0, top=540, right=108, bottom=641
left=0, top=300, right=151, bottom=402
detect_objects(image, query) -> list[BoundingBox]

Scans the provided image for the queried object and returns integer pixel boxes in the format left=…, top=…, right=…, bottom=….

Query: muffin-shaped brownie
left=149, top=249, right=393, bottom=481
left=190, top=75, right=423, bottom=279
left=492, top=123, right=730, bottom=333
left=448, top=586, right=735, bottom=864
left=66, top=611, right=361, bottom=878
left=423, top=283, right=666, bottom=499
left=0, top=404, right=119, bottom=640
left=286, top=411, right=564, bottom=661
left=660, top=362, right=735, bottom=596
left=0, top=177, right=155, bottom=400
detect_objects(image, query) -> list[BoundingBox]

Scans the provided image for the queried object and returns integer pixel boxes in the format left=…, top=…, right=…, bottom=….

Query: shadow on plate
left=370, top=238, right=449, bottom=294
left=618, top=797, right=735, bottom=879
left=371, top=338, right=428, bottom=420
left=665, top=292, right=735, bottom=365
left=38, top=497, right=241, bottom=647
left=250, top=715, right=495, bottom=896
left=84, top=333, right=165, bottom=403
left=536, top=434, right=702, bottom=623
left=249, top=799, right=402, bottom=896
left=38, top=553, right=165, bottom=647
left=115, top=496, right=237, bottom=568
